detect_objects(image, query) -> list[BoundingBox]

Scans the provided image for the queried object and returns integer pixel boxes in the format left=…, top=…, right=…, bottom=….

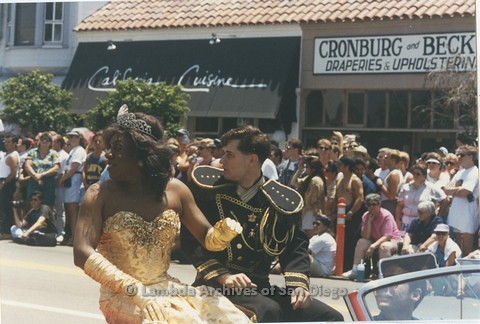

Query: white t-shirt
left=57, top=149, right=70, bottom=175
left=262, top=159, right=279, bottom=180
left=427, top=171, right=450, bottom=189
left=309, top=232, right=336, bottom=275
left=428, top=238, right=462, bottom=265
left=0, top=151, right=19, bottom=178
left=447, top=165, right=479, bottom=234
left=65, top=145, right=87, bottom=173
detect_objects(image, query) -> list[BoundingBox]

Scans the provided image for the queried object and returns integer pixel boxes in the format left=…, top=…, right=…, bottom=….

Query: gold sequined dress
left=96, top=210, right=251, bottom=323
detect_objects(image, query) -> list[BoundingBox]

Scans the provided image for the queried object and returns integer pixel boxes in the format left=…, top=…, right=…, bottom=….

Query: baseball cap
left=434, top=223, right=449, bottom=233
left=213, top=138, right=222, bottom=148
left=66, top=130, right=82, bottom=137
left=313, top=215, right=331, bottom=227
left=176, top=128, right=190, bottom=137
left=338, top=156, right=355, bottom=168
left=437, top=147, right=448, bottom=155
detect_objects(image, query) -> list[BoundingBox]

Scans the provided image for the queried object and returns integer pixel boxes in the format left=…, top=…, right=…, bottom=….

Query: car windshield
left=363, top=270, right=480, bottom=321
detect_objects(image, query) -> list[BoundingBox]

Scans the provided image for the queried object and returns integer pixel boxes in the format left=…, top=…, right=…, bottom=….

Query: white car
left=344, top=253, right=480, bottom=321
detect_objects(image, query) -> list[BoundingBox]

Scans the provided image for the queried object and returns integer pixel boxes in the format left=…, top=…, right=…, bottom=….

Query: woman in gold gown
left=73, top=106, right=250, bottom=323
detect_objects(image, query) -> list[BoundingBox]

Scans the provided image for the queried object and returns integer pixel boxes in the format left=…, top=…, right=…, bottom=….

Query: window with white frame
left=44, top=2, right=64, bottom=44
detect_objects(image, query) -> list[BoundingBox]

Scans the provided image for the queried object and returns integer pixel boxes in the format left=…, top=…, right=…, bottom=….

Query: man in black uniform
left=186, top=126, right=343, bottom=322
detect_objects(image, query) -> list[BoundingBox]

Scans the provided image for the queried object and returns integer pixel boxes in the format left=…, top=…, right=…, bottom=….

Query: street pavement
left=0, top=239, right=361, bottom=323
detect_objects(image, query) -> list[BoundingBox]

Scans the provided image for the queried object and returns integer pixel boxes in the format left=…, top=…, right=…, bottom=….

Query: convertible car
left=344, top=253, right=480, bottom=321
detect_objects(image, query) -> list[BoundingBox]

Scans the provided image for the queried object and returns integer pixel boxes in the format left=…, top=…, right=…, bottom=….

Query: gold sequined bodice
left=97, top=210, right=180, bottom=285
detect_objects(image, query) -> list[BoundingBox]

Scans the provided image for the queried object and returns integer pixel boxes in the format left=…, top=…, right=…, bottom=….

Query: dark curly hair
left=297, top=157, right=327, bottom=197
left=103, top=112, right=172, bottom=201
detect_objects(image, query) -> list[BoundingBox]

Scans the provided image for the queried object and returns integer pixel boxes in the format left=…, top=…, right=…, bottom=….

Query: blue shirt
left=361, top=175, right=377, bottom=197
left=407, top=216, right=444, bottom=245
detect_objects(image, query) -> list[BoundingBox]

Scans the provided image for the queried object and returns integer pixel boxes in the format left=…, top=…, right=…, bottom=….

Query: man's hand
left=216, top=273, right=257, bottom=289
left=290, top=287, right=312, bottom=310
left=416, top=245, right=428, bottom=252
left=365, top=245, right=376, bottom=258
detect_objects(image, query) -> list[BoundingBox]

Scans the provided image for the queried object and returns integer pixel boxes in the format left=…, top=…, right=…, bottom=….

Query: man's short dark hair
left=354, top=158, right=366, bottom=168
left=221, top=126, right=270, bottom=163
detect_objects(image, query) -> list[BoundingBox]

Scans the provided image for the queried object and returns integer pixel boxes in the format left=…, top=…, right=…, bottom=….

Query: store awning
left=62, top=37, right=300, bottom=118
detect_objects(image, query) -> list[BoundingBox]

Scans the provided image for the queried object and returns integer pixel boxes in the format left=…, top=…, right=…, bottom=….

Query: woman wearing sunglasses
left=395, top=164, right=447, bottom=233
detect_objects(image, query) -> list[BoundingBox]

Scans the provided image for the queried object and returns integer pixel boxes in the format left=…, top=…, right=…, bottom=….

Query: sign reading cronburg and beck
left=314, top=32, right=475, bottom=74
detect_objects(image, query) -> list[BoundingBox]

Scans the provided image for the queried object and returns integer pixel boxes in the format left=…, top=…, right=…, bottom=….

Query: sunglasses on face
left=435, top=232, right=448, bottom=236
left=366, top=203, right=379, bottom=207
left=427, top=162, right=439, bottom=166
left=456, top=153, right=468, bottom=158
left=413, top=171, right=424, bottom=176
left=445, top=161, right=455, bottom=166
left=317, top=146, right=330, bottom=151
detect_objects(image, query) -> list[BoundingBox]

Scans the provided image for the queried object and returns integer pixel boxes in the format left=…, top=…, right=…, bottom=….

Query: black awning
left=62, top=37, right=300, bottom=118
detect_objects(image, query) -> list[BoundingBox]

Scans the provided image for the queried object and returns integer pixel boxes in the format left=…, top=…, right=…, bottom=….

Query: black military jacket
left=186, top=166, right=310, bottom=291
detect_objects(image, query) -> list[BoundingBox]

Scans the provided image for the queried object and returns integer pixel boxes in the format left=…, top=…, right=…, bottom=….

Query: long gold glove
left=84, top=253, right=167, bottom=322
left=204, top=217, right=243, bottom=251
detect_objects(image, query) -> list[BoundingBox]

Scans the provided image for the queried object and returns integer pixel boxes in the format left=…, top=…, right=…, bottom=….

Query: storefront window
left=324, top=91, right=344, bottom=127
left=367, top=91, right=386, bottom=128
left=195, top=117, right=218, bottom=133
left=411, top=91, right=431, bottom=129
left=220, top=118, right=238, bottom=134
left=347, top=92, right=365, bottom=125
left=305, top=91, right=323, bottom=127
left=389, top=91, right=408, bottom=128
left=433, top=95, right=453, bottom=129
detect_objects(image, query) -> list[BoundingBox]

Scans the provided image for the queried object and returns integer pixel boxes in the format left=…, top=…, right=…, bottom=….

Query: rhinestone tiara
left=116, top=104, right=154, bottom=139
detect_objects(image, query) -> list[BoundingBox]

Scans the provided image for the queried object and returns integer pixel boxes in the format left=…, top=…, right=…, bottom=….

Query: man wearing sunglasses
left=343, top=193, right=401, bottom=280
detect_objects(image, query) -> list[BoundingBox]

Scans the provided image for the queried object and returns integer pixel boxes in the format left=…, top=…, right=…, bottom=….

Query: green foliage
left=424, top=70, right=477, bottom=138
left=0, top=70, right=74, bottom=134
left=85, top=79, right=190, bottom=138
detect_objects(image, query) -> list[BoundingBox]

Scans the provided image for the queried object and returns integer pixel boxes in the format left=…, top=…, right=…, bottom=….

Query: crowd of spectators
left=0, top=126, right=478, bottom=280
left=0, top=129, right=105, bottom=246
left=167, top=128, right=478, bottom=279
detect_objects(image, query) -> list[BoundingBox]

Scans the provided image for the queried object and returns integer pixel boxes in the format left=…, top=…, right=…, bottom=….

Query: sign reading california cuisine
left=63, top=37, right=300, bottom=117
left=313, top=32, right=476, bottom=74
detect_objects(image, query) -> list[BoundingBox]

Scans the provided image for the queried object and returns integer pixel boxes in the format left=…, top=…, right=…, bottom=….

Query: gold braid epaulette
left=260, top=179, right=303, bottom=215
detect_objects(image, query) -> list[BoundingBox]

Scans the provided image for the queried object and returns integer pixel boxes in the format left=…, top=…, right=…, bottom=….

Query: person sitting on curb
left=11, top=190, right=57, bottom=246
left=428, top=224, right=462, bottom=267
left=401, top=201, right=444, bottom=254
left=343, top=193, right=402, bottom=280
left=308, top=215, right=336, bottom=277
